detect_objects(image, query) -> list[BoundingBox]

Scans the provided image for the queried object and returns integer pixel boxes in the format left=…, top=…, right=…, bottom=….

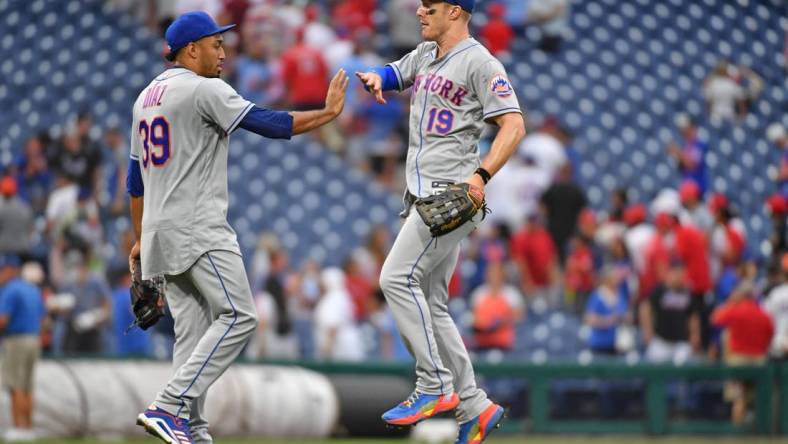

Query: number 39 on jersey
left=138, top=116, right=172, bottom=168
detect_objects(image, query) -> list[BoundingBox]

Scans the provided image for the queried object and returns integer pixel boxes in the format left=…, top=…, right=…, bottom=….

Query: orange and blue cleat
left=454, top=403, right=505, bottom=444
left=382, top=391, right=460, bottom=426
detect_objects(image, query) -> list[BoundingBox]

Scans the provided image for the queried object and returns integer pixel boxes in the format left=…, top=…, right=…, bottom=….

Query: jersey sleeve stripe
left=225, top=102, right=255, bottom=134
left=387, top=63, right=404, bottom=91
left=482, top=107, right=522, bottom=120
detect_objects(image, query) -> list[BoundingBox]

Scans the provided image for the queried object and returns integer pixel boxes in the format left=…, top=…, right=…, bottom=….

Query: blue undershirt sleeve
left=237, top=106, right=294, bottom=139
left=369, top=66, right=399, bottom=92
left=126, top=157, right=144, bottom=197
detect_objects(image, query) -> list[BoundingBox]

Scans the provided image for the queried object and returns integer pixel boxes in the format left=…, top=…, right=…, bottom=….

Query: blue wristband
left=368, top=65, right=398, bottom=92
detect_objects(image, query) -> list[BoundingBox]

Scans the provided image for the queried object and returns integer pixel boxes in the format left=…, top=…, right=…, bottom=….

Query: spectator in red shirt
left=510, top=213, right=559, bottom=304
left=564, top=234, right=596, bottom=314
left=712, top=280, right=774, bottom=424
left=710, top=202, right=747, bottom=278
left=331, top=0, right=376, bottom=38
left=343, top=256, right=373, bottom=321
left=642, top=211, right=712, bottom=304
left=280, top=30, right=330, bottom=110
left=480, top=3, right=514, bottom=56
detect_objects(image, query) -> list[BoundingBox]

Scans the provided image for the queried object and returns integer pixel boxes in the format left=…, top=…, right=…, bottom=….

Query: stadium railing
left=267, top=360, right=780, bottom=435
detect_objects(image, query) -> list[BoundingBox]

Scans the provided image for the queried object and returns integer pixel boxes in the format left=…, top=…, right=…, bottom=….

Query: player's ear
left=449, top=5, right=462, bottom=20
left=185, top=42, right=198, bottom=60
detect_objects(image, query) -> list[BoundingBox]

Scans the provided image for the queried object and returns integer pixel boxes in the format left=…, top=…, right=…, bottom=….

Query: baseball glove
left=129, top=259, right=165, bottom=331
left=414, top=183, right=487, bottom=237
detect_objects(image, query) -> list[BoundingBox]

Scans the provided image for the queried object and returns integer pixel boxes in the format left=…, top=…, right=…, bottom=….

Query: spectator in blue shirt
left=584, top=267, right=630, bottom=355
left=58, top=249, right=111, bottom=354
left=667, top=115, right=708, bottom=195
left=0, top=254, right=46, bottom=441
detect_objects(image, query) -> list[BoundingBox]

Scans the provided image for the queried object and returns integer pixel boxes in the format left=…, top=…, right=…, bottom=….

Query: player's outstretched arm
left=465, top=112, right=526, bottom=190
left=289, top=69, right=349, bottom=135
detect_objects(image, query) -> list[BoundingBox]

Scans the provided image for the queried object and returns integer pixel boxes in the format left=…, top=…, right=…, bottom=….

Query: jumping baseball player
left=356, top=1, right=525, bottom=443
left=129, top=11, right=348, bottom=444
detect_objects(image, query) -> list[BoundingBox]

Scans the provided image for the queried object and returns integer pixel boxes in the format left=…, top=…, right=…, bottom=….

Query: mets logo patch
left=490, top=74, right=513, bottom=97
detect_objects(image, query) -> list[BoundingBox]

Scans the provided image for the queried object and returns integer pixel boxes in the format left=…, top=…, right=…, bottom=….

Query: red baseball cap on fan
left=679, top=180, right=700, bottom=203
left=654, top=212, right=675, bottom=232
left=0, top=177, right=17, bottom=197
left=708, top=193, right=729, bottom=214
left=623, top=204, right=647, bottom=226
left=767, top=194, right=787, bottom=215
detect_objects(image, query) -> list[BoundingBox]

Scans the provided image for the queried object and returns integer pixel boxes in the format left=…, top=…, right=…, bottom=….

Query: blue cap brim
left=179, top=24, right=236, bottom=50
left=213, top=24, right=236, bottom=35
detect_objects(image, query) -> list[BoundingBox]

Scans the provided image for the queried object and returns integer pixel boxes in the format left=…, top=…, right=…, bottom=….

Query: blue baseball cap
left=165, top=11, right=236, bottom=54
left=444, top=0, right=474, bottom=13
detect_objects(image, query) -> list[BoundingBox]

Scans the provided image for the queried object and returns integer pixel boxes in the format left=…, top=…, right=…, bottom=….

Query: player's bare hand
left=129, top=241, right=140, bottom=275
left=355, top=71, right=386, bottom=104
left=325, top=68, right=349, bottom=117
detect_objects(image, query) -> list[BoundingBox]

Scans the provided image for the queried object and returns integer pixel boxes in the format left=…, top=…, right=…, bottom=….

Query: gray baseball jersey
left=379, top=38, right=522, bottom=424
left=131, top=68, right=260, bottom=432
left=388, top=37, right=521, bottom=197
left=130, top=67, right=253, bottom=280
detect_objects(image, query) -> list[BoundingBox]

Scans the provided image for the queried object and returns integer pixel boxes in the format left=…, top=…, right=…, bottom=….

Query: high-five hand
left=325, top=68, right=350, bottom=117
left=355, top=71, right=386, bottom=104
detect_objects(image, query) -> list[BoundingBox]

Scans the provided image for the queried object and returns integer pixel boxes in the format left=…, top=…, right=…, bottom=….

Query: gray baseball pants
left=153, top=250, right=258, bottom=443
left=380, top=207, right=490, bottom=423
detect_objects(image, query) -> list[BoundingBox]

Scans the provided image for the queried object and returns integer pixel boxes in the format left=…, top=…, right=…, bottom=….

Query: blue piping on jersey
left=408, top=237, right=445, bottom=394
left=482, top=106, right=522, bottom=121
left=174, top=252, right=237, bottom=417
left=225, top=102, right=254, bottom=134
left=415, top=43, right=480, bottom=197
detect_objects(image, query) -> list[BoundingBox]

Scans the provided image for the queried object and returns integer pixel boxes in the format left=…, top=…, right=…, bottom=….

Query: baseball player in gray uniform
left=129, top=12, right=348, bottom=444
left=356, top=1, right=525, bottom=443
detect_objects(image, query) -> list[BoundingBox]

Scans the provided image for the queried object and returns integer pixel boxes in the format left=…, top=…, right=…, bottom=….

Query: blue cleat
left=455, top=403, right=505, bottom=444
left=382, top=391, right=460, bottom=426
left=136, top=406, right=194, bottom=444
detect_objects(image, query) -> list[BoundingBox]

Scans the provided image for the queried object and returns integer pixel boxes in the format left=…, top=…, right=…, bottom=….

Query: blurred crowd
left=0, top=0, right=786, bottom=372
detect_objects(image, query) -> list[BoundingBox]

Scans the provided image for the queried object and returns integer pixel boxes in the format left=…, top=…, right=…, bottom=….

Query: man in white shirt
left=703, top=62, right=744, bottom=122
left=314, top=268, right=365, bottom=362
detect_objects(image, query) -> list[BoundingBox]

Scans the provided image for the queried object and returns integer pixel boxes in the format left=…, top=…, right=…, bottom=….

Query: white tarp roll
left=0, top=360, right=338, bottom=439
